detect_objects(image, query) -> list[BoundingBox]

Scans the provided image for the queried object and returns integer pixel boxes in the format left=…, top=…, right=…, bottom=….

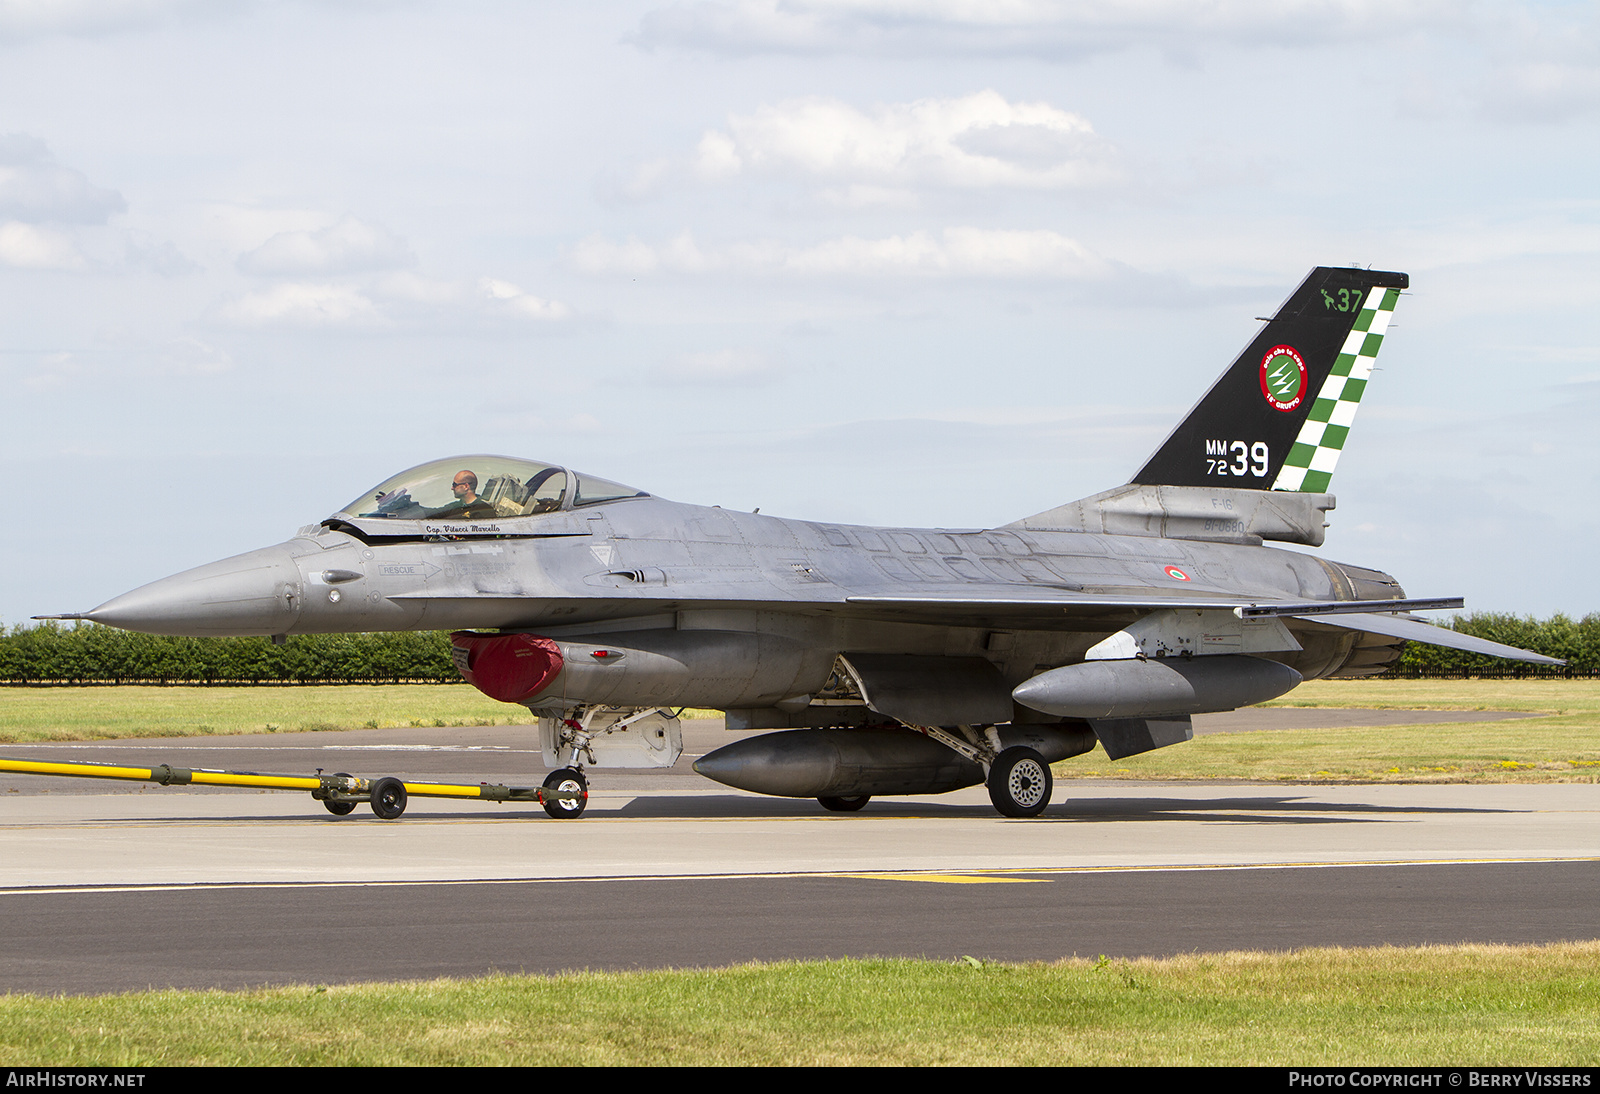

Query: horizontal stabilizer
left=1300, top=613, right=1564, bottom=665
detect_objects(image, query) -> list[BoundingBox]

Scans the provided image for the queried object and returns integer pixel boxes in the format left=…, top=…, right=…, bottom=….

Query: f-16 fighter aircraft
left=56, top=266, right=1558, bottom=819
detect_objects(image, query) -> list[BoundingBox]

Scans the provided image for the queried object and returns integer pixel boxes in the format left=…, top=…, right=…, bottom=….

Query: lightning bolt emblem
left=1268, top=359, right=1297, bottom=399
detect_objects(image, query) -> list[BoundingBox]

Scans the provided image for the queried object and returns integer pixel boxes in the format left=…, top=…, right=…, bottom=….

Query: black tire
left=370, top=776, right=408, bottom=820
left=818, top=795, right=870, bottom=812
left=987, top=747, right=1052, bottom=818
left=542, top=768, right=588, bottom=819
left=323, top=772, right=356, bottom=816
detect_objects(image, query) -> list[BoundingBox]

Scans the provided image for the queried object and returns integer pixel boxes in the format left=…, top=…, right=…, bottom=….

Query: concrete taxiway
left=0, top=709, right=1592, bottom=994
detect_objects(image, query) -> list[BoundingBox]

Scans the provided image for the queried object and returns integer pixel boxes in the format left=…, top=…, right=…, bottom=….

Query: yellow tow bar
left=0, top=756, right=587, bottom=820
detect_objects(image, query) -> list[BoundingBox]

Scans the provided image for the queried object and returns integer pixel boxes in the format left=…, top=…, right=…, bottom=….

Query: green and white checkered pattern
left=1271, top=286, right=1401, bottom=492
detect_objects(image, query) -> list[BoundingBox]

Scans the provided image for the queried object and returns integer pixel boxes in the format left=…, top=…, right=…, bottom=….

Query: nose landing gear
left=541, top=768, right=589, bottom=819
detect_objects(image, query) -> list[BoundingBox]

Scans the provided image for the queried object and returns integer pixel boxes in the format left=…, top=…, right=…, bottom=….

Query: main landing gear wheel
left=370, top=776, right=408, bottom=820
left=987, top=747, right=1052, bottom=818
left=818, top=795, right=870, bottom=812
left=542, top=768, right=588, bottom=819
left=323, top=773, right=356, bottom=816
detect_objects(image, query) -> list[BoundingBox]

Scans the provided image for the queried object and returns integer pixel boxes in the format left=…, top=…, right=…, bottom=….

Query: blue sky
left=3, top=0, right=1597, bottom=624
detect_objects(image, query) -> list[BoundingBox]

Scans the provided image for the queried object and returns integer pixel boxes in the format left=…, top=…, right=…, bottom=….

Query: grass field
left=1059, top=678, right=1600, bottom=784
left=0, top=684, right=539, bottom=742
left=1, top=945, right=1595, bottom=1066
left=2, top=679, right=1595, bottom=784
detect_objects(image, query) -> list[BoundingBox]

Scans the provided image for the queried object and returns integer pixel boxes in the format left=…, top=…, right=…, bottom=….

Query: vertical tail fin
left=1133, top=266, right=1408, bottom=491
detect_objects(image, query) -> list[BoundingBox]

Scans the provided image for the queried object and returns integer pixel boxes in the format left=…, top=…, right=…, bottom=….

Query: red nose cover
left=449, top=632, right=564, bottom=703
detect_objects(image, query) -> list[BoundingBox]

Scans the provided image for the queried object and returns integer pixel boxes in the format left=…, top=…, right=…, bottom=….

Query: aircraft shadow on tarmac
left=595, top=792, right=1515, bottom=823
left=12, top=789, right=1516, bottom=826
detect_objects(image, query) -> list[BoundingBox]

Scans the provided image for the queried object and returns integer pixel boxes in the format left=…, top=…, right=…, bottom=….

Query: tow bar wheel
left=323, top=772, right=357, bottom=816
left=987, top=747, right=1052, bottom=818
left=542, top=768, right=588, bottom=819
left=370, top=776, right=408, bottom=820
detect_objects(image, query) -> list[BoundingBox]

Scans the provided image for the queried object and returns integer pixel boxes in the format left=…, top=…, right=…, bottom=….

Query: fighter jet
left=55, top=266, right=1558, bottom=819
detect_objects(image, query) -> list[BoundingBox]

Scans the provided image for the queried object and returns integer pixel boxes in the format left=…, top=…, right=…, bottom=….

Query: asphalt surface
left=0, top=708, right=1591, bottom=995
left=1, top=861, right=1594, bottom=996
left=0, top=706, right=1536, bottom=794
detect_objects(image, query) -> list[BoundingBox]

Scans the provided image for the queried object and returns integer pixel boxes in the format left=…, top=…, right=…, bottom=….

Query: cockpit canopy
left=336, top=455, right=647, bottom=524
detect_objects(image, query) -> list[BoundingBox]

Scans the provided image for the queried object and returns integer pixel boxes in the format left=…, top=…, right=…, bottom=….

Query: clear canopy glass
left=342, top=456, right=574, bottom=520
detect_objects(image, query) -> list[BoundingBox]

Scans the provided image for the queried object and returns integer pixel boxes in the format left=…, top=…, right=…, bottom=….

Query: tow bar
left=0, top=755, right=588, bottom=820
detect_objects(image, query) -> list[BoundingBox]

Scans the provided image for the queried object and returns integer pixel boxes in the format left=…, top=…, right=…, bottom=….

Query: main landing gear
left=818, top=794, right=871, bottom=812
left=986, top=747, right=1052, bottom=819
left=894, top=724, right=1056, bottom=819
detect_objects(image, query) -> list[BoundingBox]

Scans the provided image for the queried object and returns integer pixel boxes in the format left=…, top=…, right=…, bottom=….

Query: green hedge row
left=1385, top=613, right=1600, bottom=678
left=2, top=613, right=1596, bottom=684
left=0, top=623, right=458, bottom=684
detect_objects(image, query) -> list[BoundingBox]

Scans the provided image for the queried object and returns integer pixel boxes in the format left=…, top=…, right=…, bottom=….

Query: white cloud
left=215, top=282, right=382, bottom=326
left=1477, top=8, right=1600, bottom=124
left=151, top=336, right=232, bottom=375
left=571, top=231, right=723, bottom=275
left=0, top=134, right=125, bottom=224
left=573, top=226, right=1108, bottom=279
left=479, top=277, right=571, bottom=320
left=0, top=0, right=237, bottom=41
left=695, top=90, right=1115, bottom=188
left=633, top=0, right=1458, bottom=59
left=0, top=221, right=87, bottom=269
left=211, top=272, right=571, bottom=329
left=655, top=348, right=783, bottom=385
left=17, top=350, right=86, bottom=391
left=1487, top=60, right=1600, bottom=122
left=237, top=215, right=413, bottom=276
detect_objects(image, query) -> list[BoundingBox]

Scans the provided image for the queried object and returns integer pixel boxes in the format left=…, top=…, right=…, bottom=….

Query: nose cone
left=84, top=542, right=306, bottom=637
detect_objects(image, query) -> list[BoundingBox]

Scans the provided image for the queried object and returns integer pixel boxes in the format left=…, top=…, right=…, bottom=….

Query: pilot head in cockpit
left=451, top=470, right=480, bottom=507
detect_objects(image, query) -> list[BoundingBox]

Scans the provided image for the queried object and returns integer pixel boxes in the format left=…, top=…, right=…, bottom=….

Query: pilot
left=452, top=470, right=481, bottom=506
left=430, top=470, right=496, bottom=518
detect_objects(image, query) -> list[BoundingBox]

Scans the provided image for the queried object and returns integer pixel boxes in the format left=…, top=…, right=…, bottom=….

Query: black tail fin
left=1133, top=266, right=1408, bottom=492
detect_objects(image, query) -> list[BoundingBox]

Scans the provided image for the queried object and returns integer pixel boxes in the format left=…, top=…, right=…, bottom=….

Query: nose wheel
left=542, top=768, right=589, bottom=819
left=987, top=747, right=1052, bottom=818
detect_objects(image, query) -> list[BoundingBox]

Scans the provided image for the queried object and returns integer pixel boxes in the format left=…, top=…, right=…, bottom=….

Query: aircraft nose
left=82, top=542, right=307, bottom=637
